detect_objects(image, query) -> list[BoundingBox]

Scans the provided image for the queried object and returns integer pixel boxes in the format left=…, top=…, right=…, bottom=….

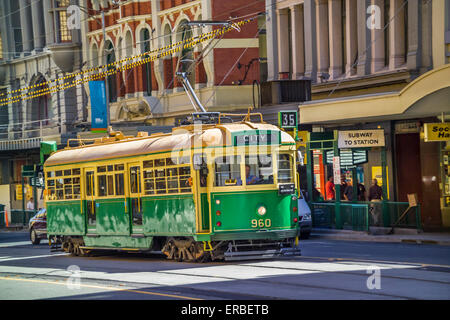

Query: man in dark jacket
left=368, top=179, right=383, bottom=201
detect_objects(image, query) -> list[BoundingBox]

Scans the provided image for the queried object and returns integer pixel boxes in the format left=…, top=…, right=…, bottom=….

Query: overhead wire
left=0, top=17, right=257, bottom=106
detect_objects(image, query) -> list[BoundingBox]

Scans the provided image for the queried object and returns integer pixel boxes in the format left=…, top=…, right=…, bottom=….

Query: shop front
left=299, top=64, right=450, bottom=230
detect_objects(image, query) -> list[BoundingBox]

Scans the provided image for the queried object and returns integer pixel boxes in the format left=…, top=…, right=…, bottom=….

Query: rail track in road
left=1, top=237, right=449, bottom=300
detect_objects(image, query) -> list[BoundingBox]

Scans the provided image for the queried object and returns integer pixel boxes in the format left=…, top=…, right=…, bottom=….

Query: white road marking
left=0, top=253, right=67, bottom=262
left=0, top=241, right=33, bottom=248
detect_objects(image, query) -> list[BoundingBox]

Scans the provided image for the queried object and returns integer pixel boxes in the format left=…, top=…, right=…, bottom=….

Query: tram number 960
left=251, top=219, right=271, bottom=228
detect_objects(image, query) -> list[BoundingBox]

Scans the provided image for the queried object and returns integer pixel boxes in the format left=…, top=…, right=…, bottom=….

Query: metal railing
left=0, top=209, right=36, bottom=228
left=0, top=118, right=57, bottom=140
left=311, top=202, right=369, bottom=231
left=311, top=201, right=422, bottom=231
left=0, top=118, right=59, bottom=150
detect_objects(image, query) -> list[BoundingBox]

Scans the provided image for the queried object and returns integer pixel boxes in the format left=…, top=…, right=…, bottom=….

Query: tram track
left=1, top=239, right=449, bottom=300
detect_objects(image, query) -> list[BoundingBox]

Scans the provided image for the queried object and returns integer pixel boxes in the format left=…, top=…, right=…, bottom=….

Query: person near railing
left=343, top=178, right=353, bottom=201
left=368, top=179, right=383, bottom=226
left=357, top=181, right=366, bottom=201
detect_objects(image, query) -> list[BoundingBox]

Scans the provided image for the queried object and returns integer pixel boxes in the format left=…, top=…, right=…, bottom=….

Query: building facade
left=265, top=0, right=450, bottom=229
left=0, top=0, right=86, bottom=212
left=81, top=0, right=265, bottom=127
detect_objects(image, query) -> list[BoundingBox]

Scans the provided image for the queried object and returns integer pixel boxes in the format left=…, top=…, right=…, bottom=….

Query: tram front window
left=278, top=153, right=294, bottom=183
left=215, top=155, right=241, bottom=186
left=244, top=154, right=273, bottom=185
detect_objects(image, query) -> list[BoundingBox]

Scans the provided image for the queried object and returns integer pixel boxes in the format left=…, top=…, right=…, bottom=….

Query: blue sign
left=89, top=81, right=107, bottom=132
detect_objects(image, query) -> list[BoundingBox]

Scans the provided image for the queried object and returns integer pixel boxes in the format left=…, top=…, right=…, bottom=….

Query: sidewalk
left=310, top=228, right=450, bottom=246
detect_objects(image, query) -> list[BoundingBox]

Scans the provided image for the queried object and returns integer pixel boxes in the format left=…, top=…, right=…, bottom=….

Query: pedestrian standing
left=357, top=182, right=366, bottom=201
left=325, top=175, right=335, bottom=200
left=340, top=177, right=347, bottom=200
left=27, top=197, right=34, bottom=211
left=368, top=179, right=383, bottom=226
left=368, top=179, right=383, bottom=201
left=343, top=179, right=353, bottom=201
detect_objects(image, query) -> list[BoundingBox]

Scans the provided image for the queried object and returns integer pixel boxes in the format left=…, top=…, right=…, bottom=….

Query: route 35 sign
left=279, top=111, right=298, bottom=129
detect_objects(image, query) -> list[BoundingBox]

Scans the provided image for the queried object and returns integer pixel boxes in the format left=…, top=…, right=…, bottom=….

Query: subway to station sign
left=424, top=123, right=450, bottom=142
left=338, top=129, right=385, bottom=148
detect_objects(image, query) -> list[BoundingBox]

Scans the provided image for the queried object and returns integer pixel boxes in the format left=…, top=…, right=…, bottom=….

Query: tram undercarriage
left=49, top=235, right=301, bottom=262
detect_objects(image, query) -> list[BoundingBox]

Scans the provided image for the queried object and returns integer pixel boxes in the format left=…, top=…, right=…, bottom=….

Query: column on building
left=345, top=0, right=357, bottom=76
left=356, top=0, right=371, bottom=76
left=406, top=0, right=420, bottom=70
left=369, top=0, right=385, bottom=72
left=420, top=0, right=432, bottom=73
left=315, top=0, right=329, bottom=82
left=276, top=8, right=290, bottom=80
left=31, top=0, right=45, bottom=50
left=328, top=0, right=342, bottom=79
left=389, top=0, right=406, bottom=69
left=42, top=0, right=55, bottom=45
left=265, top=0, right=279, bottom=81
left=303, top=0, right=317, bottom=81
left=290, top=4, right=305, bottom=79
left=19, top=0, right=34, bottom=54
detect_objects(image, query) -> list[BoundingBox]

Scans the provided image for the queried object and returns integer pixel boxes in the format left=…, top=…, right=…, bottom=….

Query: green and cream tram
left=43, top=114, right=301, bottom=261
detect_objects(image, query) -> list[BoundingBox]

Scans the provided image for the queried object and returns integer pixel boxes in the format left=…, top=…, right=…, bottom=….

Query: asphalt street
left=0, top=231, right=449, bottom=300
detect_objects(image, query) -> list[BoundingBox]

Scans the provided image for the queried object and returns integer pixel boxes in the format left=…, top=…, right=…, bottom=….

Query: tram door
left=84, top=168, right=96, bottom=232
left=128, top=163, right=143, bottom=233
left=193, top=154, right=210, bottom=233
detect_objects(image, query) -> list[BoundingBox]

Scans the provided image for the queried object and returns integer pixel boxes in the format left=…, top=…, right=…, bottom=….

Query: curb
left=309, top=233, right=450, bottom=246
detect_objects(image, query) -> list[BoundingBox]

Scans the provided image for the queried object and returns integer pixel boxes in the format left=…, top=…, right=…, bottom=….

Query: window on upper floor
left=54, top=0, right=72, bottom=43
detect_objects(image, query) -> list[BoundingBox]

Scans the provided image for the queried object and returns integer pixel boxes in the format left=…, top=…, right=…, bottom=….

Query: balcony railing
left=0, top=119, right=59, bottom=151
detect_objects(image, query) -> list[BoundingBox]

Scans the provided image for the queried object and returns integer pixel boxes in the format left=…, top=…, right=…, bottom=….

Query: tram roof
left=44, top=122, right=296, bottom=167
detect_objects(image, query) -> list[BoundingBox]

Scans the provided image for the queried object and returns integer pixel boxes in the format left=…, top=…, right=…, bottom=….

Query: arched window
left=105, top=41, right=117, bottom=103
left=140, top=28, right=152, bottom=96
left=163, top=24, right=173, bottom=89
left=29, top=75, right=49, bottom=126
left=91, top=43, right=99, bottom=68
left=179, top=23, right=196, bottom=85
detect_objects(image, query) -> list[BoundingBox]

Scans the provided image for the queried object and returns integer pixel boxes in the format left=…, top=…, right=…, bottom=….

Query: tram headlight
left=257, top=206, right=267, bottom=216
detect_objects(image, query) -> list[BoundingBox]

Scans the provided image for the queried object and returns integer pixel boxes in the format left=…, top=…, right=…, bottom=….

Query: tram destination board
left=233, top=131, right=280, bottom=146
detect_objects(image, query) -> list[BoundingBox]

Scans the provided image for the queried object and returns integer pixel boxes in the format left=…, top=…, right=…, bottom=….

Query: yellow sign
left=372, top=166, right=389, bottom=199
left=424, top=123, right=450, bottom=142
left=296, top=131, right=308, bottom=165
left=16, top=185, right=23, bottom=200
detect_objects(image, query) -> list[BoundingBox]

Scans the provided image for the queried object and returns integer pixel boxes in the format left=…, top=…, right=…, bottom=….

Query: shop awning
left=299, top=64, right=450, bottom=124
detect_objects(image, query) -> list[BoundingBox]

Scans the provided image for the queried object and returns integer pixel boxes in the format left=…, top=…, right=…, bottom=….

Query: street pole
left=101, top=11, right=110, bottom=131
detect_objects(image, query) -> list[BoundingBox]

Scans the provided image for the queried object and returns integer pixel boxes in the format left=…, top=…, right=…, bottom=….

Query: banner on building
left=338, top=129, right=385, bottom=148
left=89, top=81, right=108, bottom=133
left=424, top=123, right=450, bottom=142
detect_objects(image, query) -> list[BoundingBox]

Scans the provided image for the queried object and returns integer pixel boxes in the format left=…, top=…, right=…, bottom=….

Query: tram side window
left=278, top=154, right=294, bottom=183
left=129, top=166, right=141, bottom=194
left=144, top=158, right=192, bottom=194
left=155, top=168, right=166, bottom=194
left=215, top=156, right=241, bottom=186
left=245, top=154, right=274, bottom=185
left=115, top=173, right=124, bottom=195
left=46, top=169, right=80, bottom=200
left=97, top=164, right=125, bottom=197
